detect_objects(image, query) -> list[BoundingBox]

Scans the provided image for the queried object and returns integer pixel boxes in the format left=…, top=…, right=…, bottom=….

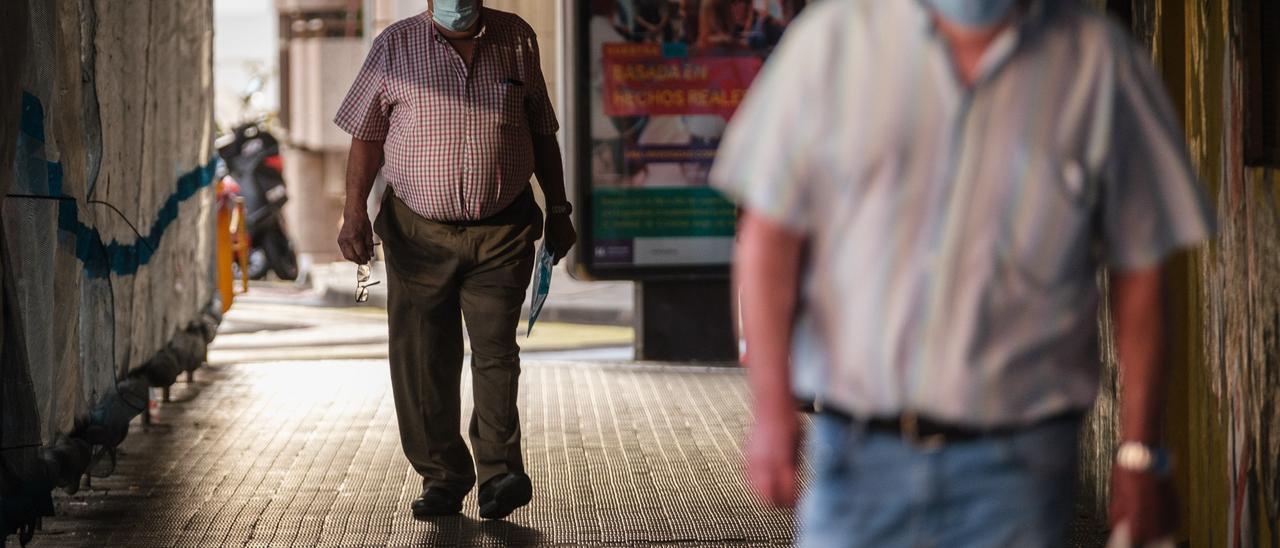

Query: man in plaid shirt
left=334, top=0, right=576, bottom=520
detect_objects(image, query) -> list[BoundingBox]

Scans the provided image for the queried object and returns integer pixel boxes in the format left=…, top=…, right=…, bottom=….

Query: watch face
left=1117, top=444, right=1154, bottom=470
left=1116, top=442, right=1170, bottom=474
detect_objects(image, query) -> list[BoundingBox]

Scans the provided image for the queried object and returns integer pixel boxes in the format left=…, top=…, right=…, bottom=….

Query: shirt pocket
left=489, top=78, right=526, bottom=129
left=996, top=148, right=1098, bottom=289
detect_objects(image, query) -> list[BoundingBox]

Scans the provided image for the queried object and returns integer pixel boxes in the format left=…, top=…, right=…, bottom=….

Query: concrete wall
left=0, top=1, right=42, bottom=532
left=289, top=37, right=367, bottom=150
left=372, top=0, right=424, bottom=34
left=1, top=0, right=217, bottom=531
left=485, top=0, right=562, bottom=104
left=281, top=146, right=345, bottom=262
left=92, top=0, right=218, bottom=382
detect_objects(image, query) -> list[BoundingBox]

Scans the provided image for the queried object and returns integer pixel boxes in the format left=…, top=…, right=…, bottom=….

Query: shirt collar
left=915, top=0, right=1060, bottom=87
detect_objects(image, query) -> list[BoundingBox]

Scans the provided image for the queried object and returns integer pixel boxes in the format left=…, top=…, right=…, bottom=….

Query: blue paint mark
left=20, top=92, right=45, bottom=143
left=46, top=162, right=63, bottom=196
left=15, top=91, right=218, bottom=278
left=64, top=160, right=217, bottom=279
left=661, top=42, right=688, bottom=59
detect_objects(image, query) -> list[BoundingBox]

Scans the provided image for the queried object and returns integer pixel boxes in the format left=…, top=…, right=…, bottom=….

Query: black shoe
left=411, top=487, right=463, bottom=518
left=477, top=472, right=532, bottom=520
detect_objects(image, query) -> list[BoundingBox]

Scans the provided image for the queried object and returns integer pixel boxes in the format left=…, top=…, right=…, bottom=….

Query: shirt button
left=1062, top=159, right=1085, bottom=196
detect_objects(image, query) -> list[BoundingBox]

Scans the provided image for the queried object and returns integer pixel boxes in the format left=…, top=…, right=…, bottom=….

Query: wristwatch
left=547, top=202, right=573, bottom=216
left=1116, top=441, right=1172, bottom=475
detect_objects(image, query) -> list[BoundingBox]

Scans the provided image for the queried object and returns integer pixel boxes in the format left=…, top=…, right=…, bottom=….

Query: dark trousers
left=374, top=189, right=541, bottom=495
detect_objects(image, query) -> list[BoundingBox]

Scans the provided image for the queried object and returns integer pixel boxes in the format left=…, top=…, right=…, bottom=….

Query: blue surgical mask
left=923, top=0, right=1018, bottom=28
left=433, top=0, right=480, bottom=32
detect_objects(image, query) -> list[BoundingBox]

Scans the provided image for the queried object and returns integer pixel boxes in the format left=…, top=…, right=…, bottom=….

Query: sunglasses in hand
left=355, top=243, right=382, bottom=303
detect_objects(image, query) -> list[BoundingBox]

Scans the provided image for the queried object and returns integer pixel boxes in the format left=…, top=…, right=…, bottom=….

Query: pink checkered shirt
left=334, top=9, right=559, bottom=221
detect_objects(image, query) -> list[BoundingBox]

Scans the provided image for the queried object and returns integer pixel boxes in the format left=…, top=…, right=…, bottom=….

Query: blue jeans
left=798, top=413, right=1081, bottom=548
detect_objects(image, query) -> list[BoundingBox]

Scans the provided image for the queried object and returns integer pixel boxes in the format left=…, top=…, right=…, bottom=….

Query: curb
left=308, top=265, right=633, bottom=327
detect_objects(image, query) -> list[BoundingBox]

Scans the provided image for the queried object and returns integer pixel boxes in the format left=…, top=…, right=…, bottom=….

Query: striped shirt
left=711, top=0, right=1215, bottom=426
left=334, top=9, right=559, bottom=221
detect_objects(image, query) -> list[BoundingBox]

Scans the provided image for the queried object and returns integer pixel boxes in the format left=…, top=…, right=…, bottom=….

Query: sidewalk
left=308, top=262, right=634, bottom=326
left=29, top=359, right=794, bottom=547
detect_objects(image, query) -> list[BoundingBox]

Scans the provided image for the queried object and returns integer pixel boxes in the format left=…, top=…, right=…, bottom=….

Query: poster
left=582, top=0, right=808, bottom=273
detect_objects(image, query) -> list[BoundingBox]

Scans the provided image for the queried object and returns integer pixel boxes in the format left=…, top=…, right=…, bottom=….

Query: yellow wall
left=1080, top=1, right=1279, bottom=543
left=1171, top=0, right=1277, bottom=543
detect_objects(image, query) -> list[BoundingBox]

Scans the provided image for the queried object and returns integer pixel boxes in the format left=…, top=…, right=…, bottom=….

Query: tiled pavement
left=28, top=359, right=799, bottom=547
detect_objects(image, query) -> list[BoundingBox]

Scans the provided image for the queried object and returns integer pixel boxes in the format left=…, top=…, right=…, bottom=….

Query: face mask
left=433, top=0, right=480, bottom=32
left=923, top=0, right=1018, bottom=29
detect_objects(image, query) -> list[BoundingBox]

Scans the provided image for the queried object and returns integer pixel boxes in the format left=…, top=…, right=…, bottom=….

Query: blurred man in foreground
left=334, top=0, right=575, bottom=520
left=711, top=0, right=1213, bottom=545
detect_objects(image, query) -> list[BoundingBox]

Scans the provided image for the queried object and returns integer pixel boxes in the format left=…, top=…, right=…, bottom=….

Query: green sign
left=592, top=188, right=737, bottom=240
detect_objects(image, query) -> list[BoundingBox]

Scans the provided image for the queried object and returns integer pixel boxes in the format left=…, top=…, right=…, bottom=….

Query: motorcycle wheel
left=235, top=248, right=270, bottom=281
left=262, top=228, right=299, bottom=281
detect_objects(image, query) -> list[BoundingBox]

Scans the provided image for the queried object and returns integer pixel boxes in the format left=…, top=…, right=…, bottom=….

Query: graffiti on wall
left=11, top=92, right=218, bottom=279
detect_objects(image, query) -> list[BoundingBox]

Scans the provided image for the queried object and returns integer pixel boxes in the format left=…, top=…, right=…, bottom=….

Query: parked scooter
left=215, top=122, right=298, bottom=281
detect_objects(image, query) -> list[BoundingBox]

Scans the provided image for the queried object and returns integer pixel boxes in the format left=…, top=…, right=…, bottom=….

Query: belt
left=817, top=404, right=1083, bottom=450
left=436, top=188, right=534, bottom=227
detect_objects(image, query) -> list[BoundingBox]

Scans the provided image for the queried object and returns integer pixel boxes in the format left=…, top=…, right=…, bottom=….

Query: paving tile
left=29, top=360, right=795, bottom=547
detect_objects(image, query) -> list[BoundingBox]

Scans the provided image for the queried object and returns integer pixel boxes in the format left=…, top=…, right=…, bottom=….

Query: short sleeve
left=708, top=8, right=832, bottom=233
left=334, top=34, right=392, bottom=141
left=1099, top=36, right=1216, bottom=271
left=523, top=32, right=560, bottom=136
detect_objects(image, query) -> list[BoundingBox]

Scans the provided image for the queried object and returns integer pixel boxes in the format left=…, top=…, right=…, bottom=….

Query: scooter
left=215, top=121, right=298, bottom=281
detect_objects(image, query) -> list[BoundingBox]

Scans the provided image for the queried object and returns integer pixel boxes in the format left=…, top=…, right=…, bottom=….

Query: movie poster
left=585, top=0, right=807, bottom=270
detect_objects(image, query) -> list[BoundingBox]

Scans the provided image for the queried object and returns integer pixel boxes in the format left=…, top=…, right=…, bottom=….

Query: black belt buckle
left=900, top=411, right=946, bottom=451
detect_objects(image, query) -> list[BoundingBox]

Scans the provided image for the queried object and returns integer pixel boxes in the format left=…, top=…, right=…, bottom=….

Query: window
left=276, top=8, right=364, bottom=132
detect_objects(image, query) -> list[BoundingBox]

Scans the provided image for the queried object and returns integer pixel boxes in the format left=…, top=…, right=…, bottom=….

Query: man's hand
left=746, top=409, right=801, bottom=508
left=338, top=208, right=375, bottom=264
left=1109, top=465, right=1177, bottom=543
left=339, top=137, right=383, bottom=263
left=545, top=213, right=577, bottom=265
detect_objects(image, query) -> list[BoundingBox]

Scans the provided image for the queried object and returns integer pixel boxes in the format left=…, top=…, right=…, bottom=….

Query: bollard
left=142, top=389, right=152, bottom=426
